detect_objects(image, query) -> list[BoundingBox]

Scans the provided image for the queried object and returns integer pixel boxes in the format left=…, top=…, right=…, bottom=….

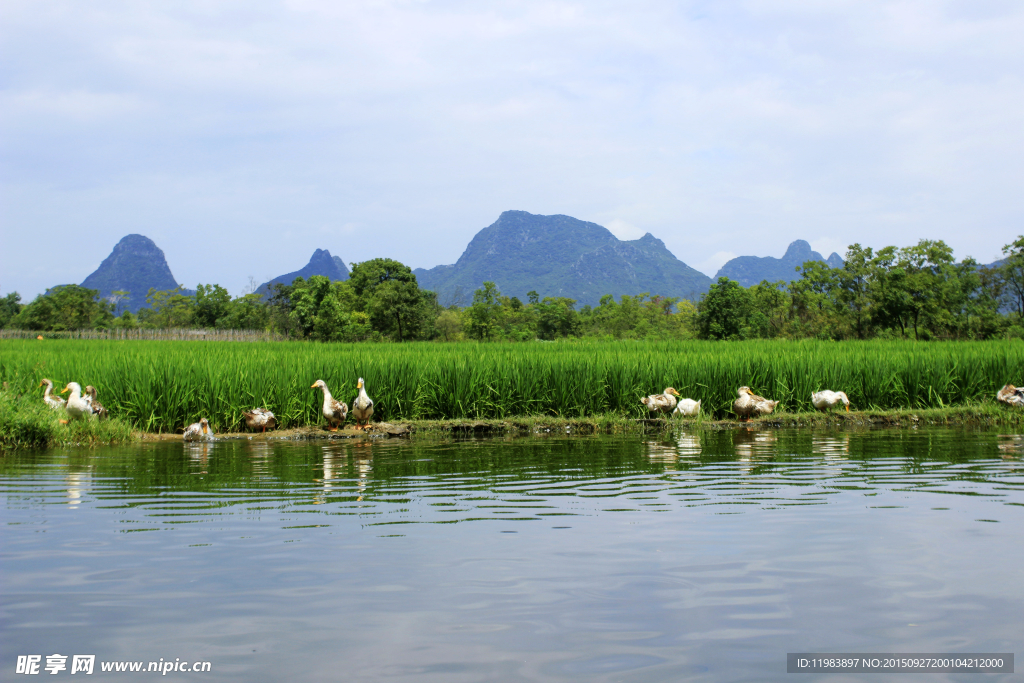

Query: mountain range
left=715, top=240, right=844, bottom=287
left=79, top=213, right=952, bottom=313
left=414, top=211, right=711, bottom=307
left=255, top=249, right=349, bottom=298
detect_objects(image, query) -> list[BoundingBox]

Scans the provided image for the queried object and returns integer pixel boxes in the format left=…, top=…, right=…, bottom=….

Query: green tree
left=695, top=278, right=754, bottom=340
left=111, top=310, right=139, bottom=329
left=285, top=276, right=371, bottom=342
left=219, top=293, right=270, bottom=330
left=835, top=244, right=875, bottom=339
left=789, top=260, right=842, bottom=338
left=193, top=284, right=232, bottom=328
left=749, top=281, right=790, bottom=338
left=137, top=287, right=195, bottom=329
left=0, top=292, right=22, bottom=328
left=349, top=258, right=432, bottom=341
left=11, top=285, right=114, bottom=331
left=535, top=297, right=580, bottom=340
left=435, top=308, right=464, bottom=341
left=999, top=236, right=1024, bottom=317
left=466, top=281, right=502, bottom=340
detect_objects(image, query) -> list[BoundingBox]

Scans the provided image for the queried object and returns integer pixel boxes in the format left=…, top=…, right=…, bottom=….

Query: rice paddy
left=1, top=338, right=1021, bottom=433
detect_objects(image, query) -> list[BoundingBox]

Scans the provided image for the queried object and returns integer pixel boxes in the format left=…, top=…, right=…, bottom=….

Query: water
left=2, top=429, right=1023, bottom=682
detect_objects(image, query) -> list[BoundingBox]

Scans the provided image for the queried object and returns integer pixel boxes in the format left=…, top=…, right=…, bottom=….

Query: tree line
left=3, top=239, right=1023, bottom=342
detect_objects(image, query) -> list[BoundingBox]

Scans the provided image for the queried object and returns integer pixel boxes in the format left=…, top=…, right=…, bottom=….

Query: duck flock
left=641, top=383, right=1024, bottom=418
left=640, top=386, right=848, bottom=420
left=36, top=377, right=376, bottom=442
left=35, top=378, right=1024, bottom=442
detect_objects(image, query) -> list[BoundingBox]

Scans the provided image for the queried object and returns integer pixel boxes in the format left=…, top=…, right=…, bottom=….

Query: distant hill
left=413, top=211, right=712, bottom=307
left=81, top=234, right=183, bottom=314
left=256, top=249, right=349, bottom=298
left=714, top=240, right=844, bottom=287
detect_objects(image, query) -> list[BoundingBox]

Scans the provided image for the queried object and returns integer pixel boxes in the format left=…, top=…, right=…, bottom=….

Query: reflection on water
left=2, top=429, right=1024, bottom=683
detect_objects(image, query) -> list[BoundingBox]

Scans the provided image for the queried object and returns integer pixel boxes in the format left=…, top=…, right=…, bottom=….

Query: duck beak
left=61, top=386, right=69, bottom=394
left=310, top=384, right=317, bottom=388
left=846, top=405, right=850, bottom=412
left=38, top=381, right=44, bottom=388
left=357, top=380, right=363, bottom=389
left=202, top=425, right=208, bottom=434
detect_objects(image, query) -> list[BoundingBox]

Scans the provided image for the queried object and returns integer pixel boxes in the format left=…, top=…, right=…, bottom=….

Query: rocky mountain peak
left=80, top=234, right=181, bottom=314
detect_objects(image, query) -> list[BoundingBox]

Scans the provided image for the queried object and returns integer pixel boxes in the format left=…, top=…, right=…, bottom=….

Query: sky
left=2, top=0, right=1022, bottom=300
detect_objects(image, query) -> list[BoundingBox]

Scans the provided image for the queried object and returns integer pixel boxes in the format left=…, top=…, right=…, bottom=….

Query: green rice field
left=1, top=338, right=1021, bottom=432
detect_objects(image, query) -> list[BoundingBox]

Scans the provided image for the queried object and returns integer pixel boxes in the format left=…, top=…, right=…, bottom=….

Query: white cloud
left=603, top=219, right=646, bottom=241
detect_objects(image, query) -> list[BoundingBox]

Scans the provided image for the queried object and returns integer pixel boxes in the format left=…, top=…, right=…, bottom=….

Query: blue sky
left=2, top=0, right=1022, bottom=299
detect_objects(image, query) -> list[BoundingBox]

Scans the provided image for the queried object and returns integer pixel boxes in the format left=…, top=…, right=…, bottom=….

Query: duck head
left=200, top=418, right=209, bottom=434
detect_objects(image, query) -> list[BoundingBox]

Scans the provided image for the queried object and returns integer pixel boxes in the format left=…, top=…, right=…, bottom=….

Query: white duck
left=311, top=380, right=348, bottom=431
left=351, top=377, right=374, bottom=430
left=40, top=378, right=66, bottom=410
left=811, top=390, right=850, bottom=412
left=641, top=388, right=681, bottom=416
left=733, top=386, right=779, bottom=421
left=673, top=398, right=701, bottom=416
left=242, top=407, right=277, bottom=433
left=60, top=382, right=92, bottom=421
left=996, top=384, right=1024, bottom=407
left=183, top=418, right=214, bottom=441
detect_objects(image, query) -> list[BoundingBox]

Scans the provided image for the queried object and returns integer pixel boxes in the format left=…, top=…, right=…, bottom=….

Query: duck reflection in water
left=66, top=472, right=88, bottom=509
left=244, top=441, right=274, bottom=477
left=314, top=446, right=345, bottom=505
left=676, top=432, right=702, bottom=457
left=646, top=440, right=679, bottom=467
left=185, top=441, right=214, bottom=472
left=646, top=432, right=702, bottom=468
left=733, top=429, right=777, bottom=474
left=998, top=435, right=1024, bottom=458
left=812, top=433, right=850, bottom=457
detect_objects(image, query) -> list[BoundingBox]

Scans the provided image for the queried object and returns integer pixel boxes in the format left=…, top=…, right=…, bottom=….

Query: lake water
left=2, top=428, right=1023, bottom=682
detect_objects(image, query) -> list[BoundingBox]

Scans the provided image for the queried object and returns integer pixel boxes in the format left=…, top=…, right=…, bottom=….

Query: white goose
left=60, top=382, right=92, bottom=421
left=673, top=398, right=701, bottom=416
left=733, top=386, right=779, bottom=421
left=641, top=388, right=681, bottom=415
left=183, top=418, right=214, bottom=441
left=40, top=379, right=66, bottom=410
left=811, top=390, right=850, bottom=413
left=351, top=377, right=374, bottom=430
left=311, top=380, right=348, bottom=431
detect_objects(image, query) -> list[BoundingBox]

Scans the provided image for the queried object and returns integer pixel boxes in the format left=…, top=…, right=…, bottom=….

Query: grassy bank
left=1, top=338, right=1022, bottom=434
left=0, top=390, right=135, bottom=449
left=4, top=401, right=1024, bottom=449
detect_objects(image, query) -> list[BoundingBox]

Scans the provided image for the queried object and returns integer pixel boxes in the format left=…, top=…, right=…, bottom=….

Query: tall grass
left=1, top=339, right=1020, bottom=432
left=0, top=390, right=135, bottom=449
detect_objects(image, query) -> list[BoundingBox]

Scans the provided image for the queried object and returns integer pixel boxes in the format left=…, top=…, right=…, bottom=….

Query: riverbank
left=139, top=404, right=1024, bottom=443
left=6, top=395, right=1024, bottom=450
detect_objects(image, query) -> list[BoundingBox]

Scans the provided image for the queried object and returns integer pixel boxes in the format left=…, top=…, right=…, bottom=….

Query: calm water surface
left=2, top=429, right=1024, bottom=682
